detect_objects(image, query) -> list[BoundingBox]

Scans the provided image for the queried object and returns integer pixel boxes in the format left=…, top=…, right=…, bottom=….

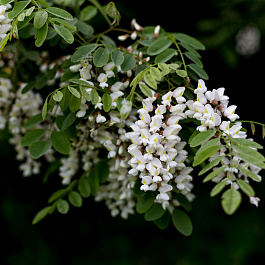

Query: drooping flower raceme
left=186, top=79, right=262, bottom=206
left=126, top=87, right=195, bottom=211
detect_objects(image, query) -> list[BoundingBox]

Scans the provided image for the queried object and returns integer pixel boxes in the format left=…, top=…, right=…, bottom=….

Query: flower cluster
left=0, top=4, right=12, bottom=40
left=126, top=88, right=195, bottom=210
left=187, top=79, right=262, bottom=206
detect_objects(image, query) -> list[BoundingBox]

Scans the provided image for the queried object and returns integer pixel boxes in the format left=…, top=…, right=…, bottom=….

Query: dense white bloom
left=127, top=90, right=195, bottom=209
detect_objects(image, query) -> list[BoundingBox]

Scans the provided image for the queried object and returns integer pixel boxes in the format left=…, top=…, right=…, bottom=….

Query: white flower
left=150, top=115, right=162, bottom=132
left=194, top=79, right=207, bottom=94
left=80, top=68, right=91, bottom=80
left=138, top=109, right=151, bottom=124
left=173, top=87, right=186, bottom=103
left=161, top=91, right=173, bottom=106
left=142, top=98, right=154, bottom=112
left=154, top=25, right=160, bottom=37
left=223, top=105, right=239, bottom=121
left=97, top=73, right=108, bottom=88
left=96, top=113, right=106, bottom=123
left=249, top=196, right=260, bottom=207
left=155, top=104, right=166, bottom=116
left=111, top=81, right=124, bottom=92
left=70, top=64, right=82, bottom=72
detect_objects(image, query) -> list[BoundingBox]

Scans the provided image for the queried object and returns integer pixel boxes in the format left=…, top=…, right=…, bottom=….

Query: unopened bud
left=118, top=34, right=129, bottom=41
left=154, top=25, right=160, bottom=38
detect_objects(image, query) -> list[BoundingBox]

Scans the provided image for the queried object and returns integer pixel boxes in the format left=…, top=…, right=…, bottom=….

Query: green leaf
left=102, top=93, right=112, bottom=112
left=233, top=145, right=265, bottom=162
left=70, top=79, right=95, bottom=87
left=221, top=188, right=242, bottom=215
left=154, top=48, right=177, bottom=63
left=50, top=131, right=71, bottom=155
left=158, top=63, right=170, bottom=76
left=120, top=100, right=132, bottom=120
left=37, top=0, right=49, bottom=8
left=94, top=160, right=109, bottom=184
left=68, top=86, right=80, bottom=98
left=53, top=91, right=63, bottom=102
left=150, top=67, right=161, bottom=81
left=236, top=151, right=265, bottom=169
left=193, top=145, right=222, bottom=167
left=173, top=33, right=205, bottom=50
left=0, top=33, right=10, bottom=52
left=196, top=138, right=220, bottom=157
left=93, top=47, right=109, bottom=67
left=90, top=89, right=99, bottom=105
left=180, top=42, right=202, bottom=58
left=88, top=168, right=99, bottom=196
left=176, top=69, right=187, bottom=78
left=144, top=74, right=157, bottom=90
left=188, top=64, right=209, bottom=80
left=147, top=38, right=172, bottom=56
left=79, top=5, right=98, bottom=21
left=174, top=193, right=192, bottom=211
left=0, top=0, right=14, bottom=5
left=203, top=166, right=226, bottom=183
left=56, top=199, right=69, bottom=214
left=189, top=130, right=216, bottom=147
left=24, top=113, right=43, bottom=129
left=185, top=52, right=203, bottom=68
left=32, top=206, right=51, bottom=224
left=230, top=137, right=263, bottom=149
left=237, top=167, right=261, bottom=182
left=47, top=66, right=58, bottom=80
left=29, top=141, right=52, bottom=159
left=251, top=122, right=255, bottom=135
left=172, top=208, right=193, bottom=236
left=188, top=130, right=199, bottom=144
left=80, top=86, right=91, bottom=101
left=35, top=22, right=48, bottom=47
left=198, top=155, right=225, bottom=176
left=236, top=179, right=255, bottom=197
left=71, top=44, right=98, bottom=63
left=34, top=10, right=48, bottom=29
left=53, top=24, right=74, bottom=44
left=46, top=7, right=73, bottom=20
left=144, top=203, right=166, bottom=221
left=48, top=188, right=67, bottom=203
left=120, top=54, right=136, bottom=72
left=21, top=129, right=46, bottom=146
left=8, top=0, right=31, bottom=20
left=139, top=83, right=153, bottom=98
left=42, top=98, right=48, bottom=120
left=136, top=192, right=156, bottom=214
left=62, top=112, right=76, bottom=131
left=50, top=17, right=76, bottom=31
left=78, top=177, right=91, bottom=198
left=154, top=211, right=171, bottom=230
left=68, top=191, right=82, bottom=207
left=59, top=87, right=70, bottom=112
left=210, top=181, right=227, bottom=197
left=111, top=49, right=124, bottom=66
left=76, top=20, right=94, bottom=36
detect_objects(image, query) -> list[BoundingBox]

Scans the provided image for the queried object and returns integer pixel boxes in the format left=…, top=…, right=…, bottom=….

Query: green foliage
left=221, top=188, right=242, bottom=215
left=3, top=0, right=264, bottom=236
left=172, top=209, right=193, bottom=236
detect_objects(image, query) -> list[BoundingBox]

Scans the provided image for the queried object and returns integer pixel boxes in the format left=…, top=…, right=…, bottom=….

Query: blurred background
left=1, top=0, right=265, bottom=264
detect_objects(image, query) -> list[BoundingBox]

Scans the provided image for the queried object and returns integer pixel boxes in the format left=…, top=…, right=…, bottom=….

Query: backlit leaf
left=172, top=208, right=193, bottom=236
left=221, top=188, right=241, bottom=215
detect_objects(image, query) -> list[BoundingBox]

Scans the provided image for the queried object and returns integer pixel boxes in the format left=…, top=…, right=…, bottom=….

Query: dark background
left=1, top=0, right=265, bottom=264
